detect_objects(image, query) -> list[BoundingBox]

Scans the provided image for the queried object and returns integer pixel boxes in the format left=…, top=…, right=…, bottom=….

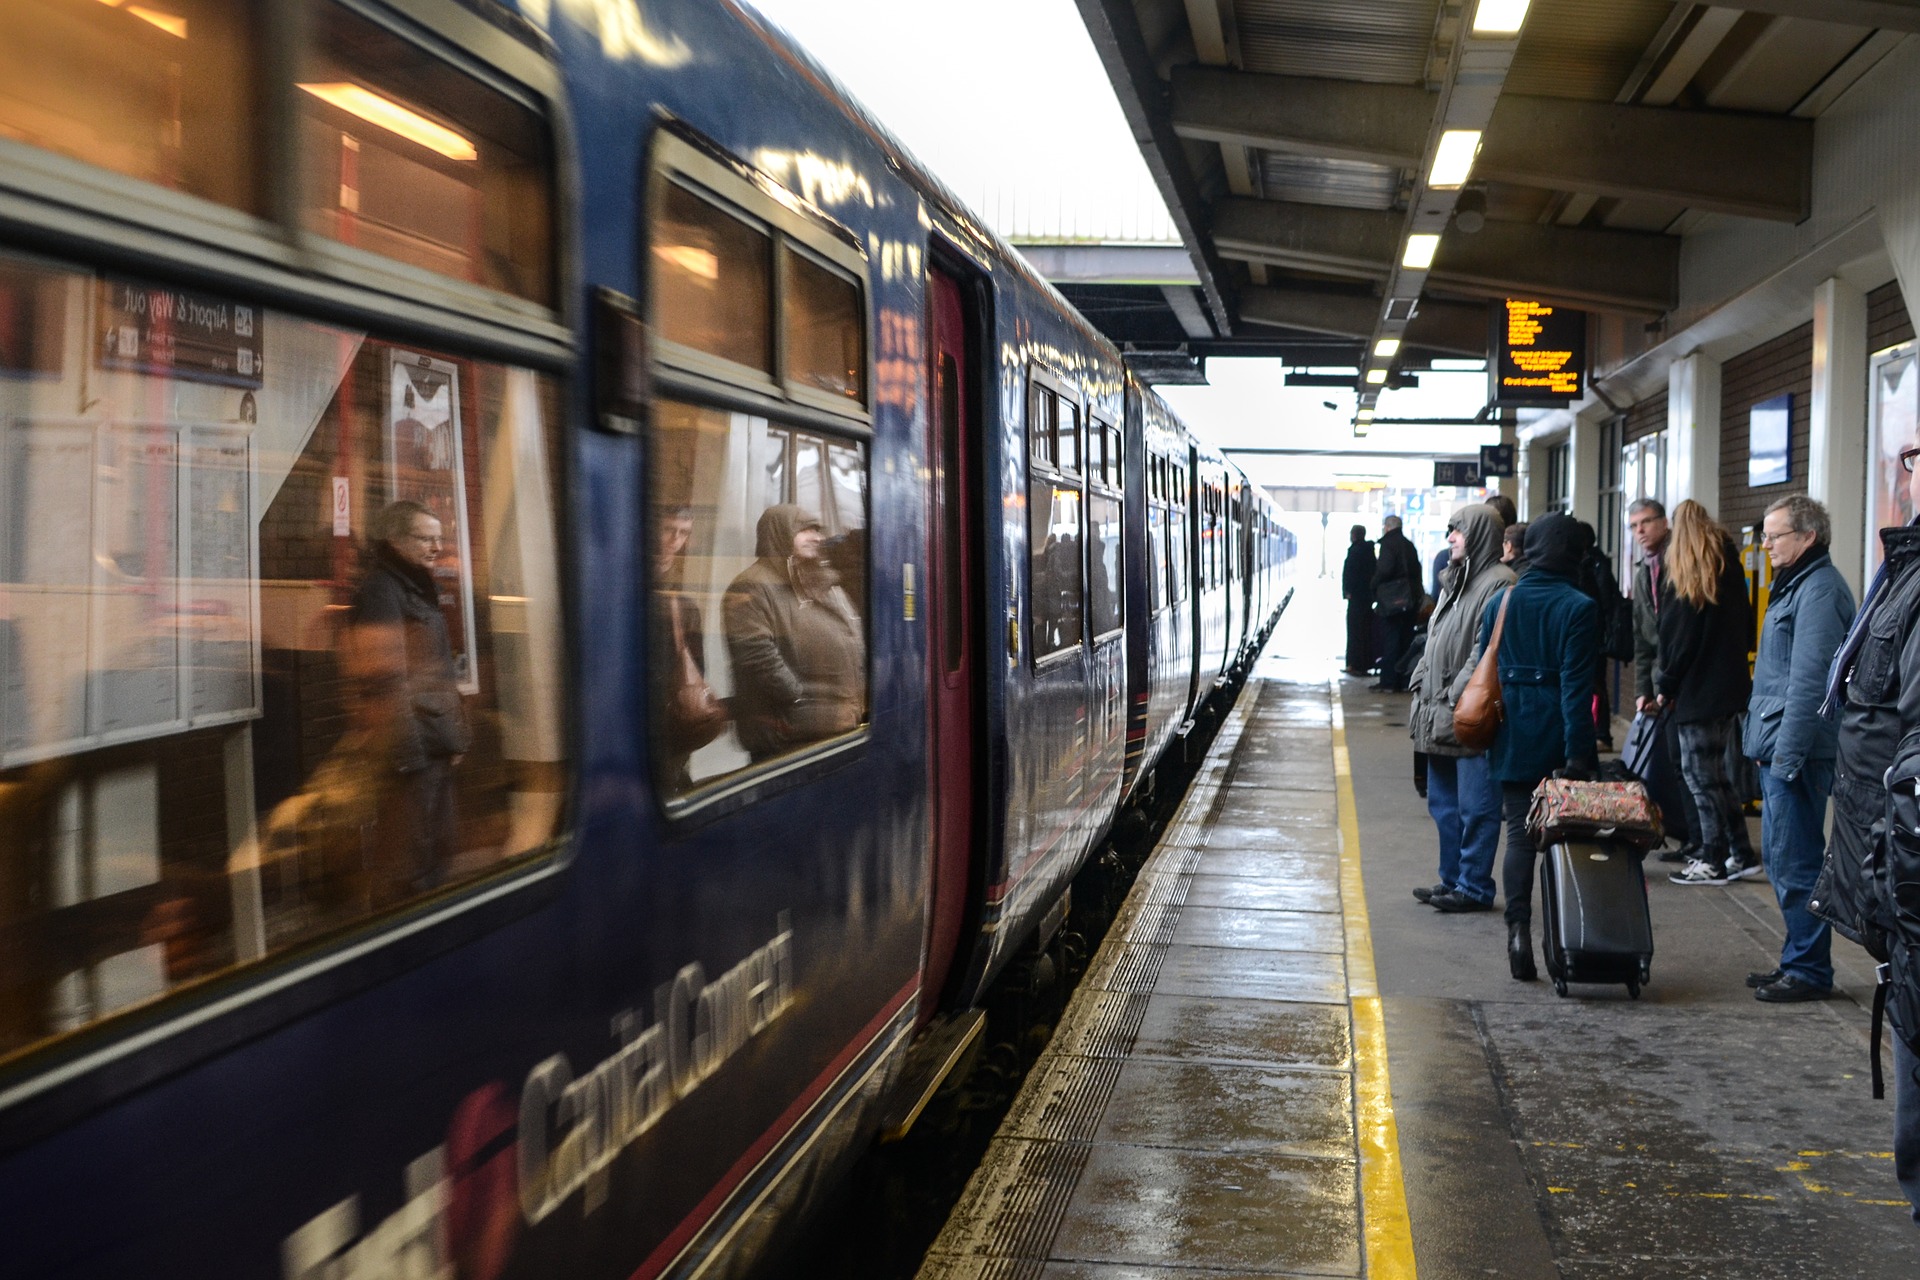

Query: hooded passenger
left=723, top=504, right=866, bottom=762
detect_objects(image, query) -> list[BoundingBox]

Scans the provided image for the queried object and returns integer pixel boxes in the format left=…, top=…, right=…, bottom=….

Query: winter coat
left=1342, top=542, right=1376, bottom=603
left=1813, top=524, right=1920, bottom=957
left=1743, top=547, right=1854, bottom=776
left=1470, top=515, right=1598, bottom=784
left=1408, top=506, right=1515, bottom=757
left=348, top=542, right=470, bottom=773
left=1654, top=534, right=1752, bottom=723
left=723, top=504, right=866, bottom=762
left=1819, top=524, right=1920, bottom=1051
left=1630, top=541, right=1666, bottom=702
left=1372, top=529, right=1422, bottom=613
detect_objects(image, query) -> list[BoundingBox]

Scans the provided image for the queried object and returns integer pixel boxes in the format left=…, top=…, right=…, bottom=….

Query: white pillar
left=1667, top=352, right=1723, bottom=517
left=1810, top=276, right=1869, bottom=596
left=1568, top=410, right=1604, bottom=526
left=1520, top=440, right=1551, bottom=518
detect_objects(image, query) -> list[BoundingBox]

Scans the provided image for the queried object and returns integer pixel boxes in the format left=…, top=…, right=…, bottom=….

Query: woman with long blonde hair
left=1655, top=499, right=1758, bottom=885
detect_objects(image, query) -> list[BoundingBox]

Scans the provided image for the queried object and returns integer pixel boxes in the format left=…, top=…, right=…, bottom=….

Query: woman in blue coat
left=1471, top=513, right=1600, bottom=979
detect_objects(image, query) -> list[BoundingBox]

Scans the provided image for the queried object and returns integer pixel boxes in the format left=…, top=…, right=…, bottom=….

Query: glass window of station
left=0, top=3, right=568, bottom=1061
left=644, top=140, right=871, bottom=802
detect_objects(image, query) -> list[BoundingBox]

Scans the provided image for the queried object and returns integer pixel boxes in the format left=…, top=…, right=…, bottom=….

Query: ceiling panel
left=1503, top=0, right=1677, bottom=101
left=1704, top=17, right=1872, bottom=112
left=1258, top=153, right=1403, bottom=210
left=1235, top=0, right=1441, bottom=84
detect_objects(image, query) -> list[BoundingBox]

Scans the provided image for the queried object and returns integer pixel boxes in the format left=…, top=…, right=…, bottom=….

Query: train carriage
left=0, top=1, right=1290, bottom=1276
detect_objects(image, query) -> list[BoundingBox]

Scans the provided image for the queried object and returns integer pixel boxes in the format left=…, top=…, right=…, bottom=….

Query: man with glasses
left=1743, top=496, right=1853, bottom=1002
left=1814, top=442, right=1920, bottom=1220
left=349, top=499, right=471, bottom=902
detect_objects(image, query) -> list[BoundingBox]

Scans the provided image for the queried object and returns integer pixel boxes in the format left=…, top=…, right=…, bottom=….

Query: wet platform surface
left=919, top=579, right=1919, bottom=1278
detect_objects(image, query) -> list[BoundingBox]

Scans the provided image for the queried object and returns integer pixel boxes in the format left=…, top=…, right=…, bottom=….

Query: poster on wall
left=387, top=349, right=479, bottom=695
left=1870, top=345, right=1920, bottom=576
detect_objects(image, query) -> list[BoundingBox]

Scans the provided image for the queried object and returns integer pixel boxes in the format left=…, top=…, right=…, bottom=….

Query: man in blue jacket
left=1746, top=496, right=1855, bottom=1002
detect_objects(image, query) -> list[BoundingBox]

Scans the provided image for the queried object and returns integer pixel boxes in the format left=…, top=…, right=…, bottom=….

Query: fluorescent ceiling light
left=1472, top=0, right=1531, bottom=35
left=298, top=83, right=478, bottom=161
left=1429, top=130, right=1482, bottom=189
left=1402, top=234, right=1440, bottom=269
left=1373, top=338, right=1401, bottom=358
left=1356, top=409, right=1375, bottom=421
left=1365, top=368, right=1389, bottom=385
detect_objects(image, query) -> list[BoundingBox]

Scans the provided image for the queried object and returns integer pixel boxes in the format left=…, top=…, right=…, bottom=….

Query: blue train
left=0, top=0, right=1293, bottom=1275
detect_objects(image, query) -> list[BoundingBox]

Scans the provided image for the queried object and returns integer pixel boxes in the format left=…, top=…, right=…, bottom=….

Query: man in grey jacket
left=1407, top=505, right=1515, bottom=911
left=1746, top=496, right=1856, bottom=1001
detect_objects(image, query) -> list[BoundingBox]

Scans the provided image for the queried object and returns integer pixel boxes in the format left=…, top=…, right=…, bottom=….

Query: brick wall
left=1624, top=389, right=1667, bottom=442
left=1717, top=324, right=1812, bottom=534
left=1870, top=279, right=1913, bottom=352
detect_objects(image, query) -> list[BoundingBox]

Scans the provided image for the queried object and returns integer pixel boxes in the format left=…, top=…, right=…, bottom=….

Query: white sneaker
left=1725, top=856, right=1765, bottom=881
left=1668, top=857, right=1732, bottom=886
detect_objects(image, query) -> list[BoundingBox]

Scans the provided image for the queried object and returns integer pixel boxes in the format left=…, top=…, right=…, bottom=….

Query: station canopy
left=1066, top=0, right=1920, bottom=397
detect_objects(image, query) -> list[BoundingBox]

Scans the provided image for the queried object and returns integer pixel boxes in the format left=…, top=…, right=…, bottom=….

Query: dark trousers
left=1675, top=716, right=1756, bottom=864
left=1898, top=1033, right=1920, bottom=1225
left=374, top=758, right=457, bottom=906
left=1345, top=599, right=1374, bottom=672
left=1378, top=612, right=1415, bottom=690
left=1757, top=760, right=1834, bottom=989
left=1500, top=780, right=1540, bottom=926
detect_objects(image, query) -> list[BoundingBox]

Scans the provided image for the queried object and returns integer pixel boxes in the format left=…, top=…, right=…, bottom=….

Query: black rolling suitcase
left=1539, top=840, right=1654, bottom=998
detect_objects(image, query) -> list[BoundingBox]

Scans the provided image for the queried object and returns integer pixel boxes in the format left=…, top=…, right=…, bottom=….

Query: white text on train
left=517, top=914, right=796, bottom=1222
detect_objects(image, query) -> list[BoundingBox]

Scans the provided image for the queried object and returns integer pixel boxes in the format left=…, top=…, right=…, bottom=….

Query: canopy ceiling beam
left=1709, top=0, right=1920, bottom=31
left=1237, top=287, right=1489, bottom=356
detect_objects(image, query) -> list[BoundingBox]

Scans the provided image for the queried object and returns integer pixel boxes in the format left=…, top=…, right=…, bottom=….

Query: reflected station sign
left=1490, top=299, right=1586, bottom=406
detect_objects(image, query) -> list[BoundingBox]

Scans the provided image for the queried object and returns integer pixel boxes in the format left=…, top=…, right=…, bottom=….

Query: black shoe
left=1432, top=889, right=1495, bottom=913
left=1412, top=883, right=1447, bottom=904
left=1755, top=975, right=1832, bottom=1003
left=1745, top=967, right=1783, bottom=989
left=1508, top=921, right=1537, bottom=981
left=1657, top=841, right=1698, bottom=865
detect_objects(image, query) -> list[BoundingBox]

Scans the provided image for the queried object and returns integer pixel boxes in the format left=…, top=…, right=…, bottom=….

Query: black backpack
left=1586, top=550, right=1634, bottom=662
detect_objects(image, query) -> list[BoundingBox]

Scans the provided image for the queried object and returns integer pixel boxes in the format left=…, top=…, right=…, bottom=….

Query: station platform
left=918, top=585, right=1918, bottom=1278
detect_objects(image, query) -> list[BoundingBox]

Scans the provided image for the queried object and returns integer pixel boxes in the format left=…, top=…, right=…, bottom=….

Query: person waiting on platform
left=348, top=499, right=471, bottom=903
left=1816, top=441, right=1920, bottom=1223
left=1485, top=493, right=1516, bottom=527
left=1371, top=515, right=1422, bottom=691
left=1657, top=500, right=1760, bottom=886
left=1501, top=520, right=1528, bottom=573
left=1742, top=495, right=1854, bottom=1002
left=1408, top=504, right=1515, bottom=913
left=1466, top=513, right=1598, bottom=981
left=724, top=504, right=865, bottom=763
left=1341, top=524, right=1377, bottom=677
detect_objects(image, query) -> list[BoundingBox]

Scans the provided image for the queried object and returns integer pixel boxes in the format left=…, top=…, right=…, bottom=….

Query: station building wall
left=1716, top=325, right=1812, bottom=535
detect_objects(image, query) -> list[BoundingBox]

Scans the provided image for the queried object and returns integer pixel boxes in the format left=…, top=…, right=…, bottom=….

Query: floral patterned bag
left=1526, top=777, right=1664, bottom=850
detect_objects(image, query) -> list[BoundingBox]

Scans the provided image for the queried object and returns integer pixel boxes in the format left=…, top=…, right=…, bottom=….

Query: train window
left=1170, top=515, right=1189, bottom=603
left=1, top=0, right=262, bottom=216
left=1088, top=492, right=1122, bottom=637
left=784, top=249, right=865, bottom=404
left=1056, top=399, right=1081, bottom=476
left=1147, top=507, right=1166, bottom=613
left=651, top=181, right=774, bottom=374
left=299, top=1, right=555, bottom=304
left=0, top=248, right=569, bottom=1061
left=649, top=401, right=868, bottom=798
left=1027, top=382, right=1055, bottom=465
left=1088, top=423, right=1106, bottom=484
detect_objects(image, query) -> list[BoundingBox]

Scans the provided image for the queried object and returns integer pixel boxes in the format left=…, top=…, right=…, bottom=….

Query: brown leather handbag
left=1452, top=588, right=1511, bottom=752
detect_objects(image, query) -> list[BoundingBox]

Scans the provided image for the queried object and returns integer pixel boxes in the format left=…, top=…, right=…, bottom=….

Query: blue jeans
left=1758, top=760, right=1834, bottom=989
left=1898, top=1033, right=1920, bottom=1225
left=1427, top=753, right=1499, bottom=904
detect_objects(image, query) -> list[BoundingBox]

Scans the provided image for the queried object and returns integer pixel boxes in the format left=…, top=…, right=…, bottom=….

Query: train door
left=923, top=266, right=980, bottom=1008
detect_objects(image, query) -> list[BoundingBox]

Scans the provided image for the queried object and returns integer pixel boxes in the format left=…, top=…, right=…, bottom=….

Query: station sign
left=96, top=275, right=264, bottom=389
left=1479, top=443, right=1516, bottom=478
left=1490, top=298, right=1585, bottom=405
left=1434, top=460, right=1481, bottom=487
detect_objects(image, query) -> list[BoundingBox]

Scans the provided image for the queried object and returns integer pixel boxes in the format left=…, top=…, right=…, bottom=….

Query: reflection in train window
left=0, top=250, right=568, bottom=1062
left=650, top=181, right=775, bottom=373
left=1029, top=475, right=1084, bottom=657
left=649, top=401, right=869, bottom=797
left=784, top=250, right=865, bottom=403
left=1, top=0, right=261, bottom=215
left=1088, top=492, right=1122, bottom=637
left=299, top=0, right=554, bottom=303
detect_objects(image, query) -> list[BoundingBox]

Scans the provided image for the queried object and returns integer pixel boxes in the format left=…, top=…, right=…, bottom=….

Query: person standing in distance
left=1744, top=496, right=1854, bottom=1001
left=1372, top=515, right=1422, bottom=691
left=1342, top=525, right=1377, bottom=677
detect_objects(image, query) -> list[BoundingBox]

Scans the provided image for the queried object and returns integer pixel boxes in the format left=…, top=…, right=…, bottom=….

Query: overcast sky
left=745, top=0, right=1501, bottom=487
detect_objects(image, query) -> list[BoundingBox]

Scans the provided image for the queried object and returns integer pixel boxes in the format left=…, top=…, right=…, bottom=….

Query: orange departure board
left=1490, top=298, right=1586, bottom=405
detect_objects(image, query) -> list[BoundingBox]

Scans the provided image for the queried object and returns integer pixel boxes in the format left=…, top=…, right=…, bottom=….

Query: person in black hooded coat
left=1341, top=525, right=1376, bottom=675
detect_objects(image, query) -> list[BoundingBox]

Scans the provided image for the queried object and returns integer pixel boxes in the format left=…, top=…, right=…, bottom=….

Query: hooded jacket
left=1408, top=505, right=1516, bottom=756
left=722, top=505, right=866, bottom=762
left=1471, top=513, right=1598, bottom=783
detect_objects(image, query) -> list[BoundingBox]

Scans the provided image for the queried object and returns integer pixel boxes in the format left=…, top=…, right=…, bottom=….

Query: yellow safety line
left=1331, top=681, right=1418, bottom=1278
